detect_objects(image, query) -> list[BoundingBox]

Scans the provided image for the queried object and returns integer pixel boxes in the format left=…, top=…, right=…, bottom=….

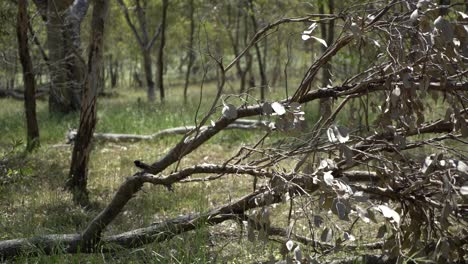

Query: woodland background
left=0, top=0, right=467, bottom=263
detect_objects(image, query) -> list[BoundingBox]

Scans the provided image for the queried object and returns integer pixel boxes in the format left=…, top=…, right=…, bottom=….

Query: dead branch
left=0, top=88, right=48, bottom=100
left=66, top=119, right=269, bottom=143
left=0, top=187, right=282, bottom=259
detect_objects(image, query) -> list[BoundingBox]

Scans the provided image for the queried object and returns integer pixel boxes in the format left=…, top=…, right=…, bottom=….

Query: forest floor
left=0, top=83, right=445, bottom=263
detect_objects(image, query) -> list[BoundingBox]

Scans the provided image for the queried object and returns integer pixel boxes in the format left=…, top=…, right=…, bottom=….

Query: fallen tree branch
left=66, top=119, right=269, bottom=143
left=0, top=187, right=282, bottom=259
left=0, top=88, right=48, bottom=100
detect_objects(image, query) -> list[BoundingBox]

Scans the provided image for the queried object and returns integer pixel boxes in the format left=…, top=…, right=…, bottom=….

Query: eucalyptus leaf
left=293, top=246, right=302, bottom=261
left=222, top=103, right=237, bottom=119
left=271, top=102, right=286, bottom=115
left=286, top=240, right=294, bottom=251
left=460, top=184, right=468, bottom=196
left=376, top=225, right=387, bottom=238
left=376, top=205, right=401, bottom=226
left=320, top=227, right=333, bottom=242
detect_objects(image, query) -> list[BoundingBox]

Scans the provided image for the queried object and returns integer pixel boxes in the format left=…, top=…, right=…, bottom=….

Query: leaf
left=434, top=16, right=454, bottom=42
left=222, top=103, right=237, bottom=119
left=327, top=125, right=349, bottom=143
left=341, top=145, right=354, bottom=165
left=410, top=9, right=419, bottom=22
left=313, top=215, right=323, bottom=227
left=262, top=102, right=273, bottom=115
left=353, top=191, right=369, bottom=203
left=460, top=184, right=468, bottom=196
left=356, top=206, right=371, bottom=223
left=289, top=102, right=301, bottom=110
left=336, top=126, right=350, bottom=143
left=271, top=102, right=286, bottom=115
left=376, top=225, right=387, bottom=238
left=320, top=227, right=333, bottom=242
left=344, top=232, right=356, bottom=241
left=309, top=36, right=328, bottom=47
left=335, top=201, right=347, bottom=220
left=417, top=0, right=430, bottom=9
left=293, top=246, right=302, bottom=261
left=376, top=205, right=401, bottom=226
left=286, top=240, right=294, bottom=251
left=303, top=22, right=318, bottom=34
left=327, top=127, right=338, bottom=143
left=457, top=11, right=468, bottom=20
left=350, top=22, right=361, bottom=37
left=302, top=34, right=311, bottom=41
left=457, top=160, right=468, bottom=175
left=323, top=171, right=334, bottom=186
left=391, top=87, right=401, bottom=105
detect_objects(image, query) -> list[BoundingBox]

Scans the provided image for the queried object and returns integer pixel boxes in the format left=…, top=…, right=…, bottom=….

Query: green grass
left=0, top=82, right=292, bottom=263
left=0, top=80, right=458, bottom=263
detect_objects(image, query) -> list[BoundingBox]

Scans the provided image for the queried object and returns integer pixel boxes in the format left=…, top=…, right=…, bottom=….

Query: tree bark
left=318, top=0, right=335, bottom=120
left=109, top=55, right=118, bottom=88
left=117, top=0, right=161, bottom=102
left=156, top=0, right=168, bottom=101
left=248, top=0, right=267, bottom=101
left=42, top=0, right=89, bottom=113
left=67, top=0, right=109, bottom=206
left=17, top=0, right=40, bottom=151
left=183, top=0, right=195, bottom=103
left=142, top=50, right=155, bottom=101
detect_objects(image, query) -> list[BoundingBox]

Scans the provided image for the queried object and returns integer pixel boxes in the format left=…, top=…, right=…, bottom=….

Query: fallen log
left=0, top=88, right=48, bottom=100
left=66, top=119, right=270, bottom=143
left=0, top=187, right=279, bottom=259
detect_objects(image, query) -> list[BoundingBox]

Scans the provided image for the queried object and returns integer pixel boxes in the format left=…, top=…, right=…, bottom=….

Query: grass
left=0, top=82, right=299, bottom=263
left=0, top=80, right=458, bottom=263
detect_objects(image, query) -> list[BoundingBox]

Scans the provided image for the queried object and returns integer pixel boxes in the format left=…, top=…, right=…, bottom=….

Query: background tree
left=32, top=0, right=89, bottom=113
left=156, top=0, right=168, bottom=101
left=67, top=0, right=110, bottom=206
left=116, top=0, right=161, bottom=102
left=318, top=0, right=334, bottom=119
left=17, top=0, right=40, bottom=151
left=183, top=0, right=196, bottom=102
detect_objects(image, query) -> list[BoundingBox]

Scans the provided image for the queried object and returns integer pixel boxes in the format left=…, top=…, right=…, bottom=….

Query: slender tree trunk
left=183, top=0, right=195, bottom=103
left=47, top=0, right=69, bottom=113
left=143, top=50, right=155, bottom=101
left=156, top=0, right=168, bottom=102
left=318, top=0, right=334, bottom=120
left=117, top=0, right=162, bottom=102
left=67, top=0, right=110, bottom=206
left=248, top=0, right=267, bottom=101
left=64, top=0, right=88, bottom=110
left=109, top=55, right=118, bottom=88
left=41, top=0, right=89, bottom=113
left=17, top=0, right=40, bottom=151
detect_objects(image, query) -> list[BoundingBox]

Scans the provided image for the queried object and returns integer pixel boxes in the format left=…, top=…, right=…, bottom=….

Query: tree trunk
left=156, top=0, right=168, bottom=102
left=142, top=50, right=155, bottom=101
left=42, top=0, right=89, bottom=113
left=248, top=0, right=267, bottom=101
left=183, top=0, right=195, bottom=103
left=17, top=0, right=40, bottom=151
left=33, top=0, right=89, bottom=113
left=318, top=0, right=334, bottom=120
left=67, top=0, right=109, bottom=206
left=64, top=0, right=88, bottom=110
left=109, top=55, right=118, bottom=88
